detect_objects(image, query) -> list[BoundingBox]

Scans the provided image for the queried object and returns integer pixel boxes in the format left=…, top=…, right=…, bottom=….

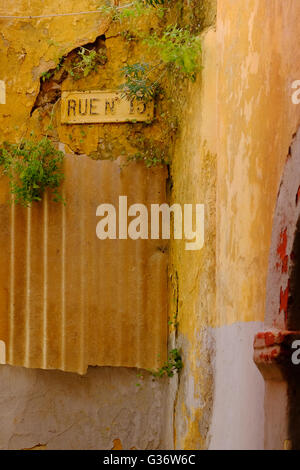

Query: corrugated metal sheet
left=0, top=154, right=168, bottom=374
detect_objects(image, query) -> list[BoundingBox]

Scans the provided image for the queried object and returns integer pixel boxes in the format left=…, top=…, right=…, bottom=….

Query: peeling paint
left=277, top=229, right=289, bottom=273
left=169, top=25, right=217, bottom=449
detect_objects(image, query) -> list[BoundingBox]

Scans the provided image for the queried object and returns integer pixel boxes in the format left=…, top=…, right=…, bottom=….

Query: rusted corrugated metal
left=0, top=154, right=168, bottom=374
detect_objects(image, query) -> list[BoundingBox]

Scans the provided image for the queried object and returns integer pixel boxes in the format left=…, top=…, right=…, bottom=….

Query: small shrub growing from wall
left=0, top=137, right=65, bottom=206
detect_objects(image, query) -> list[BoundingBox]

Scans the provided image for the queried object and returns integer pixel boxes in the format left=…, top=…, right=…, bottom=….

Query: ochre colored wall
left=210, top=0, right=300, bottom=449
left=2, top=0, right=299, bottom=451
left=217, top=0, right=300, bottom=326
left=169, top=25, right=217, bottom=449
left=0, top=0, right=218, bottom=450
left=171, top=0, right=300, bottom=450
left=0, top=0, right=172, bottom=448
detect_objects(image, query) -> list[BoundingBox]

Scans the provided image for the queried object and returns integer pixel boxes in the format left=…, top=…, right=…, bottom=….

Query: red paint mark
left=276, top=228, right=289, bottom=273
left=296, top=186, right=300, bottom=205
left=279, top=283, right=289, bottom=322
left=258, top=350, right=278, bottom=362
left=282, top=255, right=288, bottom=273
left=277, top=331, right=285, bottom=343
left=264, top=332, right=275, bottom=347
left=254, top=331, right=287, bottom=348
left=277, top=229, right=287, bottom=259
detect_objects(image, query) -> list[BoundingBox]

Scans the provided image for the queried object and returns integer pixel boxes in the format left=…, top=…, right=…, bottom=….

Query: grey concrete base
left=0, top=365, right=171, bottom=450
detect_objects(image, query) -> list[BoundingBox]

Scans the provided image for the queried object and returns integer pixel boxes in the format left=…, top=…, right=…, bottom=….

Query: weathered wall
left=171, top=0, right=300, bottom=450
left=0, top=365, right=170, bottom=450
left=0, top=0, right=220, bottom=450
left=254, top=129, right=300, bottom=450
left=216, top=0, right=300, bottom=327
left=0, top=0, right=173, bottom=449
left=211, top=0, right=300, bottom=449
left=2, top=0, right=300, bottom=451
left=169, top=23, right=217, bottom=449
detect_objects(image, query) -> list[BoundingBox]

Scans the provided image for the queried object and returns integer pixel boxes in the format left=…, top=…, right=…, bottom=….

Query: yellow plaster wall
left=169, top=25, right=217, bottom=449
left=0, top=0, right=109, bottom=142
left=217, top=0, right=300, bottom=325
left=2, top=0, right=298, bottom=450
left=0, top=0, right=173, bottom=448
left=170, top=0, right=300, bottom=450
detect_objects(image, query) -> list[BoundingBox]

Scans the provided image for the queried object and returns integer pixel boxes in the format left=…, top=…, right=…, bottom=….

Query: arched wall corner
left=254, top=126, right=300, bottom=450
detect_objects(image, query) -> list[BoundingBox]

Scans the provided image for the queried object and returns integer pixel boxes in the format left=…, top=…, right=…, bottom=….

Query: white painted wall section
left=209, top=322, right=265, bottom=450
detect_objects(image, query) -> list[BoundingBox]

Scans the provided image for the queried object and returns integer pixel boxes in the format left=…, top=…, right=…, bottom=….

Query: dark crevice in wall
left=30, top=35, right=107, bottom=116
left=287, top=217, right=300, bottom=330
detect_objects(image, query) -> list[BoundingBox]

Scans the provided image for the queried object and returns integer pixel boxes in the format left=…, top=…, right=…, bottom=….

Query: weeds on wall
left=136, top=349, right=183, bottom=386
left=144, top=25, right=202, bottom=80
left=99, top=1, right=202, bottom=94
left=68, top=47, right=107, bottom=80
left=99, top=0, right=166, bottom=21
left=127, top=147, right=168, bottom=168
left=97, top=0, right=202, bottom=170
left=37, top=1, right=202, bottom=172
left=41, top=57, right=64, bottom=83
left=0, top=137, right=65, bottom=207
left=150, top=349, right=183, bottom=378
left=118, top=23, right=202, bottom=103
left=120, top=63, right=160, bottom=102
left=126, top=133, right=174, bottom=167
left=41, top=45, right=107, bottom=84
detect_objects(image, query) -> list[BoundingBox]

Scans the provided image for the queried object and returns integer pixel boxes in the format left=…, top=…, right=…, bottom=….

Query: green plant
left=121, top=29, right=137, bottom=42
left=144, top=25, right=202, bottom=79
left=150, top=349, right=183, bottom=378
left=120, top=63, right=160, bottom=102
left=168, top=312, right=178, bottom=327
left=120, top=25, right=202, bottom=101
left=127, top=149, right=168, bottom=168
left=127, top=135, right=170, bottom=168
left=135, top=371, right=144, bottom=387
left=0, top=138, right=65, bottom=206
left=69, top=47, right=106, bottom=80
left=98, top=0, right=165, bottom=21
left=41, top=56, right=64, bottom=82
